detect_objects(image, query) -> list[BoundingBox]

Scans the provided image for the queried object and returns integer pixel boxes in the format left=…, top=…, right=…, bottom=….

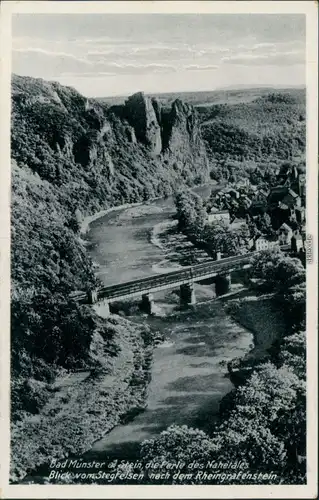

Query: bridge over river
left=72, top=251, right=261, bottom=315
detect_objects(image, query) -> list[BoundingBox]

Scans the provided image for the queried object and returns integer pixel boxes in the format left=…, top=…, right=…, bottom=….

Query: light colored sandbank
left=80, top=202, right=143, bottom=237
left=150, top=220, right=178, bottom=251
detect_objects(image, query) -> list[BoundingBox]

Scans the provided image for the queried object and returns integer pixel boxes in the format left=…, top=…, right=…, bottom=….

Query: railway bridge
left=72, top=251, right=260, bottom=316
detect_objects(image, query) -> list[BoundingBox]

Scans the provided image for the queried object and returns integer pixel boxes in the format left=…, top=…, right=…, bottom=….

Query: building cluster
left=207, top=162, right=306, bottom=254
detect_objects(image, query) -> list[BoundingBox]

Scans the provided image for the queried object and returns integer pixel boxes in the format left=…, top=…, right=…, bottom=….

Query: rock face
left=11, top=75, right=210, bottom=204
left=160, top=98, right=209, bottom=177
left=123, top=92, right=207, bottom=168
left=125, top=92, right=162, bottom=155
left=163, top=99, right=201, bottom=152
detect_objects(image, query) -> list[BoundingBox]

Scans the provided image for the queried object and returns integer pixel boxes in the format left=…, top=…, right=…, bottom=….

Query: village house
left=277, top=163, right=299, bottom=186
left=292, top=206, right=305, bottom=224
left=207, top=210, right=230, bottom=225
left=259, top=188, right=269, bottom=198
left=296, top=173, right=306, bottom=198
left=277, top=164, right=306, bottom=199
left=249, top=235, right=279, bottom=251
left=268, top=186, right=301, bottom=211
left=268, top=186, right=288, bottom=210
left=291, top=232, right=304, bottom=253
left=224, top=187, right=240, bottom=199
left=281, top=189, right=301, bottom=209
left=229, top=217, right=247, bottom=231
left=277, top=223, right=293, bottom=246
left=236, top=179, right=250, bottom=190
left=240, top=195, right=252, bottom=209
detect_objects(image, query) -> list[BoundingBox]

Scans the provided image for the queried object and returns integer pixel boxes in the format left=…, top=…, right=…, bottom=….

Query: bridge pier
left=101, top=298, right=110, bottom=317
left=180, top=283, right=196, bottom=307
left=215, top=274, right=231, bottom=297
left=87, top=289, right=98, bottom=304
left=141, top=293, right=155, bottom=315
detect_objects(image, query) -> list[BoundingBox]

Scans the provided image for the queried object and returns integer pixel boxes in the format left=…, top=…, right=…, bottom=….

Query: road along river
left=83, top=185, right=254, bottom=462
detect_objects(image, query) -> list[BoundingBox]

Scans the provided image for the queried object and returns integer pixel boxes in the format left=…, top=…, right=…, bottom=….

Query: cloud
left=99, top=62, right=177, bottom=74
left=12, top=49, right=93, bottom=79
left=12, top=15, right=306, bottom=94
left=13, top=46, right=178, bottom=77
left=222, top=50, right=304, bottom=66
left=184, top=65, right=219, bottom=71
left=13, top=47, right=90, bottom=64
left=252, top=42, right=276, bottom=50
left=59, top=71, right=117, bottom=78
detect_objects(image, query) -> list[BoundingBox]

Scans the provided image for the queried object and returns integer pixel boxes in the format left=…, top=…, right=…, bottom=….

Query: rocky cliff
left=124, top=92, right=162, bottom=155
left=12, top=75, right=210, bottom=213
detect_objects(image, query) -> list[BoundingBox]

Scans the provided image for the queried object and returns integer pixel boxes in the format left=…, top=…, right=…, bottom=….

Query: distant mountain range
left=98, top=86, right=305, bottom=108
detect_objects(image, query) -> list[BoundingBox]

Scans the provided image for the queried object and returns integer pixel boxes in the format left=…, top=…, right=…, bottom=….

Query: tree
left=174, top=190, right=206, bottom=239
left=250, top=250, right=305, bottom=294
left=141, top=425, right=216, bottom=464
left=203, top=221, right=249, bottom=256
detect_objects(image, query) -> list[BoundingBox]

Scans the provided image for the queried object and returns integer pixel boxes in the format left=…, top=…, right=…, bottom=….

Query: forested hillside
left=199, top=91, right=306, bottom=182
left=11, top=75, right=210, bottom=435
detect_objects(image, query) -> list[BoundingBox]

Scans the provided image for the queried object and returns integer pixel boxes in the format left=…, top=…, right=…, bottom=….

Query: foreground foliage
left=140, top=250, right=306, bottom=484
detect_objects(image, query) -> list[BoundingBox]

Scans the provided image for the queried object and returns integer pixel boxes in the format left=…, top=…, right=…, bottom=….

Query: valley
left=10, top=75, right=306, bottom=485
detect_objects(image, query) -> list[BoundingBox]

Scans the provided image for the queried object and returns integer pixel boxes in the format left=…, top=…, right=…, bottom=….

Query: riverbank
left=80, top=179, right=218, bottom=242
left=150, top=218, right=210, bottom=272
left=226, top=293, right=287, bottom=364
left=80, top=202, right=144, bottom=238
left=10, top=315, right=155, bottom=483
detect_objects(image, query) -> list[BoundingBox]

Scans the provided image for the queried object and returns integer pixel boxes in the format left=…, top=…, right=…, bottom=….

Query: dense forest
left=199, top=91, right=306, bottom=183
left=10, top=75, right=306, bottom=483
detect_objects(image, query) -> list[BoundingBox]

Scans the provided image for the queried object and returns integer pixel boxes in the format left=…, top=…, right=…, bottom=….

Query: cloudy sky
left=12, top=14, right=305, bottom=97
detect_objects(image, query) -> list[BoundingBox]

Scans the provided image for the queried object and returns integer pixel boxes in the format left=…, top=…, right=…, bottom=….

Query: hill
left=199, top=90, right=306, bottom=183
left=98, top=87, right=305, bottom=108
left=98, top=87, right=306, bottom=185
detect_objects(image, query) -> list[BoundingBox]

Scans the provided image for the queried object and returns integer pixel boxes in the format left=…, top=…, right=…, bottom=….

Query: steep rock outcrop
left=11, top=75, right=210, bottom=209
left=161, top=98, right=209, bottom=178
left=124, top=92, right=162, bottom=155
left=163, top=99, right=201, bottom=152
left=151, top=97, right=162, bottom=127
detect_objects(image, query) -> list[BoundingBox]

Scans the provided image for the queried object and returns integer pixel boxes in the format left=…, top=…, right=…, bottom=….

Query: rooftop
left=209, top=210, right=229, bottom=215
left=278, top=222, right=293, bottom=232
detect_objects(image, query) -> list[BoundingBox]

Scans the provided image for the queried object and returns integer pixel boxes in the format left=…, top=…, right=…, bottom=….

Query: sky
left=12, top=14, right=306, bottom=97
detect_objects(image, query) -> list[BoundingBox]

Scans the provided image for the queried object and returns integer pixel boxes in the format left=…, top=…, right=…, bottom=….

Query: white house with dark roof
left=291, top=232, right=304, bottom=252
left=277, top=223, right=293, bottom=245
left=250, top=235, right=279, bottom=251
left=230, top=217, right=247, bottom=231
left=207, top=210, right=230, bottom=225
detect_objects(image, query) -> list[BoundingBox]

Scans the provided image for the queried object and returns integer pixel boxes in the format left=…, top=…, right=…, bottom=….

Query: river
left=83, top=185, right=254, bottom=463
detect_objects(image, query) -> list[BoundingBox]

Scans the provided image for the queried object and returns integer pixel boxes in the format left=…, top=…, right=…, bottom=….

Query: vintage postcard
left=0, top=1, right=317, bottom=498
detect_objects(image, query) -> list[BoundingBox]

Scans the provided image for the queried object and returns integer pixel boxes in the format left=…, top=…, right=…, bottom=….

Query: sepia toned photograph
left=0, top=1, right=317, bottom=498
